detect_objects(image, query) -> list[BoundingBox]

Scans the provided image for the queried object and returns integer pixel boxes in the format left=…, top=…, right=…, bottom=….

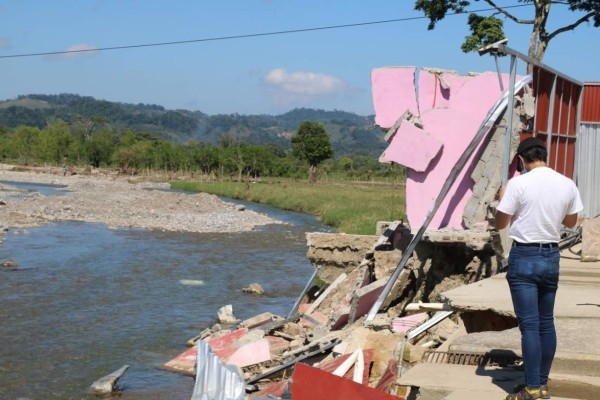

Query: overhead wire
left=0, top=4, right=530, bottom=60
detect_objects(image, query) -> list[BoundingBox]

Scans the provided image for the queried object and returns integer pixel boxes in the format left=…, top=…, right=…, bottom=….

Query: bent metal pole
left=365, top=75, right=533, bottom=322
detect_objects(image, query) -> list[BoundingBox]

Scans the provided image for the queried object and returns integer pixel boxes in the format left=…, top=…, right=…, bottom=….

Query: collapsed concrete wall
left=305, top=230, right=501, bottom=318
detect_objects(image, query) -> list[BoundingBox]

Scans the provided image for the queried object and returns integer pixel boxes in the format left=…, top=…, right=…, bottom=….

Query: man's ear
left=517, top=156, right=524, bottom=172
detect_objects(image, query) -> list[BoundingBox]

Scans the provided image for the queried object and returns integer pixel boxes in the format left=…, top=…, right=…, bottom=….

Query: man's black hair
left=520, top=145, right=547, bottom=163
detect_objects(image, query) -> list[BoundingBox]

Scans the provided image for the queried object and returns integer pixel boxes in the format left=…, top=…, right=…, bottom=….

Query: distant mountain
left=0, top=94, right=387, bottom=157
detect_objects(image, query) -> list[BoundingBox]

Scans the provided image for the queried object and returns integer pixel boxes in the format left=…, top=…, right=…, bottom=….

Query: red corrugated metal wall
left=582, top=83, right=600, bottom=123
left=529, top=67, right=582, bottom=178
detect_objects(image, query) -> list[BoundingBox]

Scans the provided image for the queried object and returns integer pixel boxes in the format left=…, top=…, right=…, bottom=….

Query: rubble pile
left=165, top=222, right=503, bottom=399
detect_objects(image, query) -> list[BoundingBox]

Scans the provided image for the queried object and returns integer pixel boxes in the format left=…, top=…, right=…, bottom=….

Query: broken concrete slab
left=342, top=326, right=405, bottom=383
left=305, top=232, right=377, bottom=273
left=162, top=346, right=197, bottom=376
left=398, top=363, right=582, bottom=400
left=397, top=363, right=523, bottom=396
left=391, top=313, right=428, bottom=334
left=239, top=312, right=277, bottom=329
left=441, top=267, right=600, bottom=319
left=227, top=338, right=271, bottom=368
left=266, top=335, right=291, bottom=357
left=348, top=278, right=387, bottom=323
left=582, top=217, right=600, bottom=261
left=379, top=121, right=443, bottom=172
left=371, top=66, right=419, bottom=129
left=449, top=318, right=600, bottom=377
left=90, top=365, right=129, bottom=395
left=217, top=304, right=238, bottom=324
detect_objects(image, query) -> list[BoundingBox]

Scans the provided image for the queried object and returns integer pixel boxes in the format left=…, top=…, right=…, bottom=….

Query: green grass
left=171, top=179, right=406, bottom=235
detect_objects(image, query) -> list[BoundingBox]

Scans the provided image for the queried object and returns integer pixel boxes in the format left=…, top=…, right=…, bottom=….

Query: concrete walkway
left=398, top=252, right=600, bottom=399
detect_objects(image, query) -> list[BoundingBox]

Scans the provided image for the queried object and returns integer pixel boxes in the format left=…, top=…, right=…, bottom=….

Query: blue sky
left=1, top=1, right=598, bottom=116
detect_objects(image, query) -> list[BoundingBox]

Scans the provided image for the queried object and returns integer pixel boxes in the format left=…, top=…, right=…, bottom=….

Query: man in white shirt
left=496, top=137, right=583, bottom=400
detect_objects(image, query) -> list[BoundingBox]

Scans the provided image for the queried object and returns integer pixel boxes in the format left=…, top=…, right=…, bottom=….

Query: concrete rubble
left=162, top=62, right=600, bottom=399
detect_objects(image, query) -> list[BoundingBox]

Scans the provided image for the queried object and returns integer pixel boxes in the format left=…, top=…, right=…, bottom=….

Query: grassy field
left=171, top=179, right=406, bottom=235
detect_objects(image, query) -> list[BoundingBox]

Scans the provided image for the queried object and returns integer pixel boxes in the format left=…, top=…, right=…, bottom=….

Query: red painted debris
left=162, top=346, right=197, bottom=376
left=375, top=359, right=399, bottom=393
left=330, top=305, right=350, bottom=330
left=290, top=363, right=404, bottom=400
left=248, top=349, right=375, bottom=399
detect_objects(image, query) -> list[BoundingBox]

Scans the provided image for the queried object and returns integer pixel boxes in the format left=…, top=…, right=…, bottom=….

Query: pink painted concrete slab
left=226, top=338, right=271, bottom=367
left=417, top=69, right=468, bottom=112
left=391, top=313, right=428, bottom=334
left=379, top=122, right=443, bottom=172
left=406, top=72, right=511, bottom=228
left=372, top=66, right=522, bottom=230
left=371, top=67, right=418, bottom=128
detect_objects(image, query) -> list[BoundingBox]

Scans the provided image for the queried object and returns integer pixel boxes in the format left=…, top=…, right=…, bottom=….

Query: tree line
left=0, top=118, right=404, bottom=183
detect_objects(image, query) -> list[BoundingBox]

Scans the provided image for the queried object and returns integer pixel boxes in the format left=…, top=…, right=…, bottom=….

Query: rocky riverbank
left=0, top=164, right=283, bottom=233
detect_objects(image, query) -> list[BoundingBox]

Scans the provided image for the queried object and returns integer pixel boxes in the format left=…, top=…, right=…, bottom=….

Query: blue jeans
left=507, top=244, right=560, bottom=389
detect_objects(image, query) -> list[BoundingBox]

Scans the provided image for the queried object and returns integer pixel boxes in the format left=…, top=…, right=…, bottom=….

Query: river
left=0, top=184, right=331, bottom=399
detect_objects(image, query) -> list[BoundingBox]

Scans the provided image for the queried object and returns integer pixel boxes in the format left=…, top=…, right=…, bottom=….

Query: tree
left=291, top=121, right=333, bottom=184
left=415, top=0, right=600, bottom=68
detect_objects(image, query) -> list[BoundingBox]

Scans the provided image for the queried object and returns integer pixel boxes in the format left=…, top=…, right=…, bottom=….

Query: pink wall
left=372, top=68, right=513, bottom=229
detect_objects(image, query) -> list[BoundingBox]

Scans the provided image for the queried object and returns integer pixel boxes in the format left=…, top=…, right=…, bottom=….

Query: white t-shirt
left=497, top=167, right=583, bottom=243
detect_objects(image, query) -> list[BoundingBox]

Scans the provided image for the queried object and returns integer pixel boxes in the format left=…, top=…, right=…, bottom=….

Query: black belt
left=513, top=241, right=558, bottom=248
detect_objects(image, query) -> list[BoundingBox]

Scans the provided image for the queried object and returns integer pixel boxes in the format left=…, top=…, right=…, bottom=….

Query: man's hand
left=495, top=210, right=512, bottom=230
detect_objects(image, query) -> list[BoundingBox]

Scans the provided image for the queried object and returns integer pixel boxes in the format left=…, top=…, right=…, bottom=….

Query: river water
left=0, top=185, right=331, bottom=399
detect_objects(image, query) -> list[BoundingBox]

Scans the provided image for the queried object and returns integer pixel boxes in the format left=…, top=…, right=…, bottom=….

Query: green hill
left=0, top=94, right=386, bottom=158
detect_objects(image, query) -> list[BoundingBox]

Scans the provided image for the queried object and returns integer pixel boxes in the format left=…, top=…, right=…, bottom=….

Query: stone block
left=582, top=217, right=600, bottom=262
left=348, top=278, right=387, bottom=323
left=305, top=232, right=378, bottom=269
left=239, top=312, right=276, bottom=329
left=374, top=249, right=402, bottom=280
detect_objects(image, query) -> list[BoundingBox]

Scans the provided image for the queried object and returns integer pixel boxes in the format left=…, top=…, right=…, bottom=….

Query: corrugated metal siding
left=576, top=123, right=600, bottom=218
left=532, top=68, right=581, bottom=178
left=582, top=83, right=600, bottom=123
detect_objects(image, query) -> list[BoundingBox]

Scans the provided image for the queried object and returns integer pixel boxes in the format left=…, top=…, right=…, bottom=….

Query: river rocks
left=217, top=304, right=239, bottom=325
left=242, top=283, right=264, bottom=295
left=0, top=259, right=18, bottom=269
left=0, top=164, right=283, bottom=233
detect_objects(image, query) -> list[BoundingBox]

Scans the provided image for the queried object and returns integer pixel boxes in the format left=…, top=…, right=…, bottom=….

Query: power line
left=0, top=4, right=528, bottom=60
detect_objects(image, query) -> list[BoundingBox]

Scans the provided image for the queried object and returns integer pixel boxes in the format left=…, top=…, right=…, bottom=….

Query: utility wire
left=0, top=4, right=529, bottom=59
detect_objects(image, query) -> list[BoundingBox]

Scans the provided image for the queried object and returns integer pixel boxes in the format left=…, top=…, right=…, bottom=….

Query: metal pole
left=494, top=53, right=504, bottom=92
left=502, top=55, right=518, bottom=185
left=287, top=267, right=319, bottom=318
left=547, top=75, right=558, bottom=166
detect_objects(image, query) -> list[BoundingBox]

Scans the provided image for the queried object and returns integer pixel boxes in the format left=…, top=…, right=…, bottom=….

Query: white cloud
left=47, top=43, right=100, bottom=60
left=0, top=37, right=10, bottom=49
left=265, top=68, right=346, bottom=96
